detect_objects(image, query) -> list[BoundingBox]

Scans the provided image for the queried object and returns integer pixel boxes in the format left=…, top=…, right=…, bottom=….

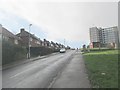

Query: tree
left=83, top=44, right=86, bottom=52
left=87, top=45, right=89, bottom=49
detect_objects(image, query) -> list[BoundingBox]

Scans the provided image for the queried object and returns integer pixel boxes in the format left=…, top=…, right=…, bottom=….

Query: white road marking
left=10, top=66, right=37, bottom=78
left=9, top=52, right=73, bottom=79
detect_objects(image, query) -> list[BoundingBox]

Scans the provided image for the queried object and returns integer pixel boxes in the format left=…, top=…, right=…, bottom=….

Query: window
left=30, top=37, right=33, bottom=41
left=3, top=35, right=9, bottom=41
left=36, top=41, right=40, bottom=44
left=14, top=39, right=18, bottom=44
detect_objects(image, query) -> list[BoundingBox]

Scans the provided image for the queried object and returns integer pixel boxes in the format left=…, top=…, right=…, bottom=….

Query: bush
left=2, top=40, right=60, bottom=65
left=89, top=48, right=114, bottom=52
left=30, top=47, right=55, bottom=57
left=2, top=40, right=27, bottom=65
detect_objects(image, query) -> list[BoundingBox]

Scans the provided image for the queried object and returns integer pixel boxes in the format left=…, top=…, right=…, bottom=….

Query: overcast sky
left=0, top=0, right=118, bottom=48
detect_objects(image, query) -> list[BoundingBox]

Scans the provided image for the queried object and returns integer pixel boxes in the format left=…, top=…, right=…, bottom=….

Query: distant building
left=0, top=24, right=20, bottom=45
left=55, top=43, right=60, bottom=49
left=50, top=41, right=64, bottom=49
left=59, top=44, right=63, bottom=48
left=66, top=46, right=71, bottom=49
left=16, top=28, right=42, bottom=47
left=90, top=27, right=100, bottom=43
left=89, top=26, right=119, bottom=49
left=103, top=26, right=119, bottom=48
left=89, top=27, right=101, bottom=48
left=43, top=39, right=51, bottom=48
left=50, top=41, right=55, bottom=48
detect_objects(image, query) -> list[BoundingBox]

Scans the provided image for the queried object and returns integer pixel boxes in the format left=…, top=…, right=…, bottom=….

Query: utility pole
left=28, top=24, right=32, bottom=59
left=64, top=39, right=65, bottom=47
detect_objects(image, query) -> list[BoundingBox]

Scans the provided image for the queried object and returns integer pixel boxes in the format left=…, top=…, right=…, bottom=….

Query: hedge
left=2, top=40, right=60, bottom=65
left=2, top=40, right=27, bottom=65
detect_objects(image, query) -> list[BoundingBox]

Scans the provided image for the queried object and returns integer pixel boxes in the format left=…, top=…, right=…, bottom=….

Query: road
left=2, top=50, right=91, bottom=88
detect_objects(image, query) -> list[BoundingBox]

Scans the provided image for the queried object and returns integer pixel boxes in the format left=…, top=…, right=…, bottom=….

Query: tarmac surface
left=2, top=50, right=91, bottom=88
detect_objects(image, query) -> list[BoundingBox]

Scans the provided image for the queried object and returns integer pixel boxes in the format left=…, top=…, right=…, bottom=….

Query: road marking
left=9, top=55, right=63, bottom=79
left=9, top=51, right=74, bottom=79
left=10, top=69, right=30, bottom=78
left=10, top=66, right=37, bottom=78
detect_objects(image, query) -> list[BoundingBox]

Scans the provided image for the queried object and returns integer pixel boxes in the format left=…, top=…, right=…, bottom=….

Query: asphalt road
left=2, top=50, right=91, bottom=88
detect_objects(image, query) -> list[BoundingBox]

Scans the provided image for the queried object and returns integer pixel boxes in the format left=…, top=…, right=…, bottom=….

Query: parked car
left=60, top=48, right=66, bottom=53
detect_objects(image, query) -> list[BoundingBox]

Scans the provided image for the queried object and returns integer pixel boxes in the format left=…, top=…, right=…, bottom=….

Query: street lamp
left=28, top=24, right=32, bottom=59
left=64, top=39, right=65, bottom=48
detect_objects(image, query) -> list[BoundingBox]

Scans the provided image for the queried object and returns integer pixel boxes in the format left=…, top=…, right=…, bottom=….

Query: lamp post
left=64, top=39, right=65, bottom=48
left=28, top=24, right=32, bottom=59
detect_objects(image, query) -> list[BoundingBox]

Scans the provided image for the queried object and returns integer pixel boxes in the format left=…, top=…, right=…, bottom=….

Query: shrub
left=30, top=47, right=55, bottom=57
left=2, top=40, right=27, bottom=65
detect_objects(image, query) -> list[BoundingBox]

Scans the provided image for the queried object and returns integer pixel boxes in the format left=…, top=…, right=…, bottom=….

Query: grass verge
left=83, top=50, right=118, bottom=88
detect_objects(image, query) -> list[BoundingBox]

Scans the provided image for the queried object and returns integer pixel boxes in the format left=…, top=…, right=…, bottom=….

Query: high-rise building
left=102, top=26, right=119, bottom=47
left=89, top=27, right=101, bottom=48
left=89, top=26, right=119, bottom=48
left=89, top=27, right=100, bottom=42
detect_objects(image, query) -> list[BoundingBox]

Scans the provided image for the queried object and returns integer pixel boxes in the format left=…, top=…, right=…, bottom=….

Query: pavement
left=2, top=50, right=91, bottom=88
left=51, top=51, right=91, bottom=88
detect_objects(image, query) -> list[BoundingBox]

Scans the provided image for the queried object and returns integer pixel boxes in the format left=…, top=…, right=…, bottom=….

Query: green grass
left=83, top=50, right=118, bottom=88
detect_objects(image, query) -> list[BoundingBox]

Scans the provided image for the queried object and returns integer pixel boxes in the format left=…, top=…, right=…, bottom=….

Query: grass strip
left=83, top=50, right=118, bottom=88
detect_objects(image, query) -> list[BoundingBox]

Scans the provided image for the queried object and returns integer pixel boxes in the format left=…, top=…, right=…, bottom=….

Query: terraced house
left=0, top=24, right=21, bottom=45
left=16, top=28, right=43, bottom=48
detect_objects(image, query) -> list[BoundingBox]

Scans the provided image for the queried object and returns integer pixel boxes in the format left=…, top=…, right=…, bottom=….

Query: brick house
left=16, top=28, right=42, bottom=47
left=50, top=41, right=65, bottom=49
left=66, top=46, right=71, bottom=49
left=0, top=25, right=20, bottom=45
left=41, top=40, right=45, bottom=47
left=56, top=43, right=60, bottom=49
left=59, top=43, right=64, bottom=48
left=43, top=39, right=50, bottom=47
left=51, top=41, right=57, bottom=49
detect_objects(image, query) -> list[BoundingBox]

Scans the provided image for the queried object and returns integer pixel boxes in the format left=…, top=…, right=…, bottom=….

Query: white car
left=60, top=48, right=66, bottom=53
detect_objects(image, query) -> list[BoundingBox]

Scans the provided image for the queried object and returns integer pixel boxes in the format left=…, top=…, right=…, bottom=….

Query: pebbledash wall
left=0, top=24, right=1, bottom=90
left=0, top=24, right=2, bottom=66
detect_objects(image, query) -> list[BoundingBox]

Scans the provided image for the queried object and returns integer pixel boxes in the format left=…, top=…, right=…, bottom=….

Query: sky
left=0, top=0, right=118, bottom=48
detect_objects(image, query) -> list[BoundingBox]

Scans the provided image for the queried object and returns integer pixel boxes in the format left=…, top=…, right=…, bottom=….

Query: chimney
left=44, top=39, right=46, bottom=42
left=20, top=28, right=25, bottom=33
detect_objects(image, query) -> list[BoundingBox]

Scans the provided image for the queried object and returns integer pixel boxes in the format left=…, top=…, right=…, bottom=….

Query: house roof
left=44, top=39, right=50, bottom=44
left=51, top=41, right=55, bottom=45
left=2, top=27, right=20, bottom=40
left=17, top=29, right=41, bottom=41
